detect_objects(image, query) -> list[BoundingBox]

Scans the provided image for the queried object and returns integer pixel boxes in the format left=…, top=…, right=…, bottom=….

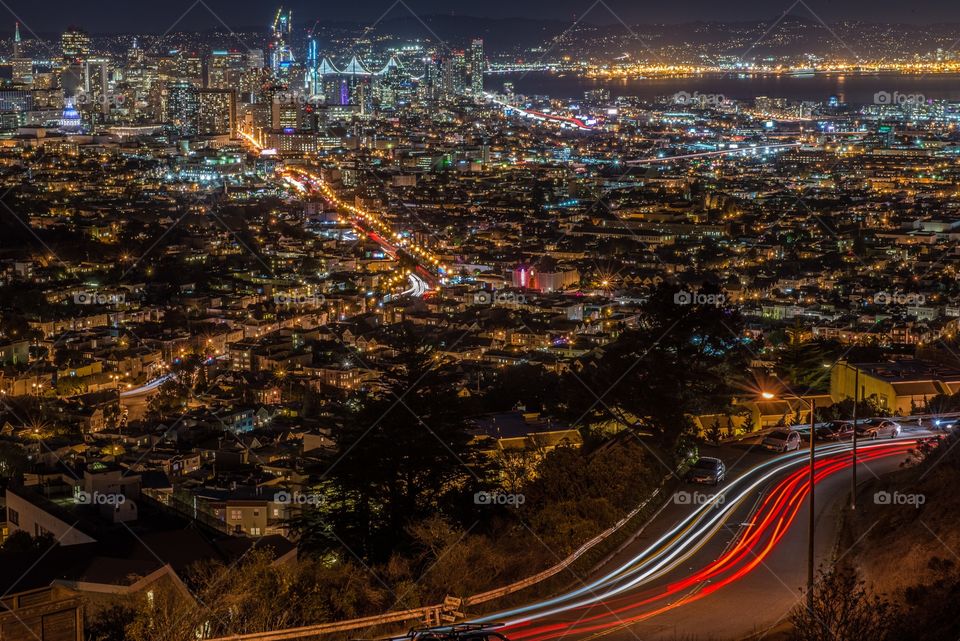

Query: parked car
left=856, top=418, right=901, bottom=439
left=686, top=456, right=726, bottom=485
left=408, top=624, right=512, bottom=641
left=762, top=429, right=802, bottom=452
left=816, top=420, right=856, bottom=442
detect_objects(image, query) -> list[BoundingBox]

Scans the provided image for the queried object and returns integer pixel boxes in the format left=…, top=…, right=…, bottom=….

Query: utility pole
left=851, top=367, right=859, bottom=511
left=807, top=396, right=816, bottom=613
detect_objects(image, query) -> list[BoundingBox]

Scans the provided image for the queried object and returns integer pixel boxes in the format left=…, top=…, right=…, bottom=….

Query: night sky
left=3, top=0, right=959, bottom=35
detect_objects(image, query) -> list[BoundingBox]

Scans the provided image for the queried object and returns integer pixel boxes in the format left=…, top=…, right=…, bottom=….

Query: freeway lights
left=292, top=167, right=445, bottom=275
left=239, top=130, right=264, bottom=152
left=283, top=176, right=307, bottom=193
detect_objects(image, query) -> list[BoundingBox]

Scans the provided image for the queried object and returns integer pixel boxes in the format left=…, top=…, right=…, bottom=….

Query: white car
left=762, top=429, right=802, bottom=453
left=856, top=419, right=901, bottom=439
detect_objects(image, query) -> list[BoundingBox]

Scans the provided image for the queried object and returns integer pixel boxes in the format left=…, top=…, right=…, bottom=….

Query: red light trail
left=501, top=442, right=913, bottom=641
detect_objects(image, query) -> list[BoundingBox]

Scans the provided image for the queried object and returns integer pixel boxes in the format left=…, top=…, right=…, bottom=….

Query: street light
left=850, top=366, right=860, bottom=512
left=761, top=390, right=816, bottom=612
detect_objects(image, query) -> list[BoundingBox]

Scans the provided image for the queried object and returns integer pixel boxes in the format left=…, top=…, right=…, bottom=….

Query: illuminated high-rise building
left=125, top=39, right=157, bottom=114
left=12, top=59, right=32, bottom=85
left=128, top=37, right=143, bottom=64
left=207, top=50, right=244, bottom=90
left=469, top=38, right=485, bottom=98
left=158, top=51, right=203, bottom=84
left=269, top=7, right=294, bottom=75
left=245, top=49, right=265, bottom=70
left=306, top=38, right=319, bottom=96
left=374, top=56, right=411, bottom=110
left=61, top=28, right=90, bottom=63
left=167, top=81, right=199, bottom=136
left=266, top=83, right=301, bottom=130
left=272, top=99, right=301, bottom=131
left=421, top=55, right=442, bottom=103
left=207, top=51, right=230, bottom=89
left=197, top=89, right=236, bottom=135
left=12, top=25, right=33, bottom=86
left=0, top=90, right=32, bottom=112
left=237, top=68, right=270, bottom=97
left=440, top=52, right=467, bottom=99
left=81, top=58, right=111, bottom=124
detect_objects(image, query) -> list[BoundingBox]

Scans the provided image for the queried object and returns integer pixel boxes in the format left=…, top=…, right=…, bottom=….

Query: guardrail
left=204, top=479, right=672, bottom=641
left=463, top=485, right=665, bottom=606
left=205, top=606, right=448, bottom=641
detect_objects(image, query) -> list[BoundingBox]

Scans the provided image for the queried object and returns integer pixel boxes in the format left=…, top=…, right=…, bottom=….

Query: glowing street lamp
left=761, top=390, right=815, bottom=612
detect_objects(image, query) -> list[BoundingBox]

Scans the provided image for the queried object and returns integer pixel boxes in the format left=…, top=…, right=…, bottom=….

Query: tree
left=404, top=515, right=514, bottom=599
left=775, top=328, right=839, bottom=393
left=147, top=380, right=188, bottom=418
left=788, top=565, right=894, bottom=641
left=1, top=530, right=55, bottom=553
left=86, top=605, right=137, bottom=641
left=492, top=447, right=540, bottom=496
left=724, top=414, right=737, bottom=439
left=299, top=329, right=485, bottom=562
left=0, top=441, right=29, bottom=484
left=124, top=550, right=391, bottom=641
left=563, top=283, right=748, bottom=454
left=925, top=391, right=960, bottom=416
left=706, top=417, right=722, bottom=445
left=522, top=440, right=660, bottom=554
left=481, top=363, right=560, bottom=413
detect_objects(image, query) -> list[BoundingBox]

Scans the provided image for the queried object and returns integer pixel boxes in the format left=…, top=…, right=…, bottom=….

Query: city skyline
left=1, top=5, right=960, bottom=641
left=4, top=0, right=960, bottom=35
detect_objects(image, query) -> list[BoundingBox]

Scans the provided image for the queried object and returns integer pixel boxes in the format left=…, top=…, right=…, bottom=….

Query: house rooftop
left=849, top=360, right=960, bottom=383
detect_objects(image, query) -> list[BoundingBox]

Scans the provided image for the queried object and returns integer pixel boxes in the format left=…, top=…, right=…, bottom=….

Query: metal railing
left=205, top=606, right=449, bottom=641
left=203, top=482, right=671, bottom=641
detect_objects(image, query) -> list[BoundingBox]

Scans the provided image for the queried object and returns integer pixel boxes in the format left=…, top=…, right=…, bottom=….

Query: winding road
left=466, top=433, right=928, bottom=641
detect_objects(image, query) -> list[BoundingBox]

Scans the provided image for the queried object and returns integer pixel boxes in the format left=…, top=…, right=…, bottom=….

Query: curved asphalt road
left=468, top=428, right=932, bottom=641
